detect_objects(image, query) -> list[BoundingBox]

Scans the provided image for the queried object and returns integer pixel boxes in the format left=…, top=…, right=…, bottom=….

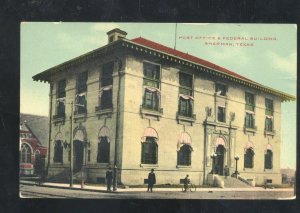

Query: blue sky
left=21, top=23, right=296, bottom=169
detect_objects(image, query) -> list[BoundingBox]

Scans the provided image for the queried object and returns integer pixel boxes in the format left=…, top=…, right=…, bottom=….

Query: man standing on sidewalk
left=106, top=167, right=113, bottom=191
left=147, top=169, right=156, bottom=192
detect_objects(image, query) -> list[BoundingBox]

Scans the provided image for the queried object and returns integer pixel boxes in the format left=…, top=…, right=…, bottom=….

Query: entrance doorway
left=74, top=140, right=84, bottom=173
left=215, top=145, right=225, bottom=175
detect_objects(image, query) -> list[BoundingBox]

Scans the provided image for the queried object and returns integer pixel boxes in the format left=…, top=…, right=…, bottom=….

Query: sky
left=21, top=23, right=297, bottom=169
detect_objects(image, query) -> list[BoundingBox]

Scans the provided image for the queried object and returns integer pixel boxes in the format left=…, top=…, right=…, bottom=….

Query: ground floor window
left=97, top=136, right=110, bottom=163
left=244, top=148, right=254, bottom=168
left=141, top=137, right=158, bottom=164
left=264, top=150, right=273, bottom=169
left=54, top=140, right=63, bottom=163
left=177, top=144, right=192, bottom=166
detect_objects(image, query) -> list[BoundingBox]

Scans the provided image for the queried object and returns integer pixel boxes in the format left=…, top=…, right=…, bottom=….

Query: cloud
left=266, top=51, right=297, bottom=78
left=90, top=23, right=120, bottom=32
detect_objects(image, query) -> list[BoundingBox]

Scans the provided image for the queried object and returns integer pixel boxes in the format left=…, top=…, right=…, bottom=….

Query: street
left=19, top=184, right=295, bottom=199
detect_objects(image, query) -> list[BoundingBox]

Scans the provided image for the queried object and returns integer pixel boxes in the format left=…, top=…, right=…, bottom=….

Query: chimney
left=107, top=28, right=127, bottom=44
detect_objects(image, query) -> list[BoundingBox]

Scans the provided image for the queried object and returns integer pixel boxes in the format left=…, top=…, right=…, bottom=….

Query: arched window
left=141, top=127, right=158, bottom=164
left=244, top=148, right=254, bottom=168
left=54, top=140, right=63, bottom=163
left=21, top=143, right=31, bottom=163
left=264, top=150, right=273, bottom=169
left=141, top=137, right=158, bottom=164
left=97, top=127, right=110, bottom=163
left=177, top=145, right=192, bottom=166
left=177, top=132, right=193, bottom=166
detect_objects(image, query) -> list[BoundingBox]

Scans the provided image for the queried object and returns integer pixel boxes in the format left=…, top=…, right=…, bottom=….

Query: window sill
left=244, top=126, right=257, bottom=134
left=176, top=113, right=196, bottom=125
left=140, top=106, right=163, bottom=120
left=140, top=164, right=158, bottom=168
left=264, top=168, right=273, bottom=172
left=264, top=130, right=276, bottom=136
left=95, top=106, right=113, bottom=115
left=74, top=112, right=87, bottom=119
left=87, top=163, right=110, bottom=169
left=243, top=168, right=254, bottom=172
left=52, top=114, right=65, bottom=124
left=176, top=165, right=192, bottom=169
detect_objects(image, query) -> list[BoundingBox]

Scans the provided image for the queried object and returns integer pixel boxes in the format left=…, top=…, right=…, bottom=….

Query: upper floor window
left=265, top=117, right=273, bottom=132
left=217, top=106, right=226, bottom=123
left=142, top=62, right=161, bottom=111
left=178, top=72, right=193, bottom=117
left=179, top=72, right=193, bottom=96
left=245, top=112, right=255, bottom=129
left=76, top=72, right=88, bottom=114
left=99, top=62, right=113, bottom=110
left=178, top=96, right=193, bottom=117
left=265, top=98, right=273, bottom=116
left=143, top=62, right=160, bottom=88
left=245, top=92, right=255, bottom=111
left=56, top=79, right=66, bottom=116
left=143, top=88, right=159, bottom=110
left=215, top=83, right=227, bottom=96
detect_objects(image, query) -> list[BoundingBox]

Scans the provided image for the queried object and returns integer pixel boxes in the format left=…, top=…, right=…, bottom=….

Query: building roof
left=131, top=37, right=253, bottom=82
left=20, top=113, right=49, bottom=147
left=33, top=31, right=296, bottom=102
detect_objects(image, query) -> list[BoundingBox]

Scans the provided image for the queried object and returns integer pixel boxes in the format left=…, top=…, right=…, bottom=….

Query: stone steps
left=219, top=176, right=252, bottom=188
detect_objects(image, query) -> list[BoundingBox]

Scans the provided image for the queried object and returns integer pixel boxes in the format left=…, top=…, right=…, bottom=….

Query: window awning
left=177, top=132, right=192, bottom=150
left=74, top=129, right=84, bottom=142
left=98, top=126, right=110, bottom=142
left=266, top=143, right=272, bottom=151
left=179, top=94, right=194, bottom=100
left=245, top=141, right=254, bottom=150
left=141, top=127, right=158, bottom=142
left=55, top=132, right=64, bottom=141
left=215, top=137, right=225, bottom=147
left=145, top=87, right=160, bottom=93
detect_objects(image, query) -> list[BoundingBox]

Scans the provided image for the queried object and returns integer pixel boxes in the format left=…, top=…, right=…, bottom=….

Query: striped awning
left=99, top=126, right=110, bottom=142
left=177, top=132, right=192, bottom=150
left=266, top=143, right=272, bottom=150
left=215, top=137, right=225, bottom=147
left=141, top=127, right=158, bottom=142
left=245, top=141, right=254, bottom=150
left=55, top=132, right=64, bottom=141
left=74, top=129, right=84, bottom=142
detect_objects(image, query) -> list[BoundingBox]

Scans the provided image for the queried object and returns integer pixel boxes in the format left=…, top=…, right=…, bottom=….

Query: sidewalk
left=20, top=180, right=294, bottom=193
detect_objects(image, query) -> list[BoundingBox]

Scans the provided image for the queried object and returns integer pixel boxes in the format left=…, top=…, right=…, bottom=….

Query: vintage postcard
left=20, top=23, right=296, bottom=199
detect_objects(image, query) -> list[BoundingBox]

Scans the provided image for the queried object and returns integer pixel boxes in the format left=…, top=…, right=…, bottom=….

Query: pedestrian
left=106, top=167, right=113, bottom=191
left=183, top=174, right=190, bottom=192
left=224, top=165, right=229, bottom=179
left=147, top=168, right=156, bottom=192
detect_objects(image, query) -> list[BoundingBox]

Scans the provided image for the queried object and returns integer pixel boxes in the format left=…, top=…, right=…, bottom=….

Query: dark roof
left=131, top=37, right=253, bottom=82
left=20, top=113, right=49, bottom=147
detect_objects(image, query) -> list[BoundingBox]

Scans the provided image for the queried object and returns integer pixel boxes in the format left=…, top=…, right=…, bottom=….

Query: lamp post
left=210, top=152, right=217, bottom=174
left=234, top=154, right=240, bottom=178
left=113, top=165, right=117, bottom=191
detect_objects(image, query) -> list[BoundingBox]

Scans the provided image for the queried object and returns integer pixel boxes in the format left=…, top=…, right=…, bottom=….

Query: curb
left=20, top=181, right=119, bottom=194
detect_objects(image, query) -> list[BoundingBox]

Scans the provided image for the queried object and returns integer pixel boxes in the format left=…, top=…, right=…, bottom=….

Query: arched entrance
left=73, top=129, right=85, bottom=173
left=215, top=145, right=225, bottom=175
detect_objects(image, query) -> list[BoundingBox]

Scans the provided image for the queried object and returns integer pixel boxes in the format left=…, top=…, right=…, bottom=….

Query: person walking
left=106, top=167, right=113, bottom=191
left=183, top=174, right=190, bottom=192
left=147, top=168, right=156, bottom=192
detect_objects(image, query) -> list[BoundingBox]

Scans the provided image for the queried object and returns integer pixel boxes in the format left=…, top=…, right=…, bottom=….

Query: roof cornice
left=32, top=38, right=296, bottom=102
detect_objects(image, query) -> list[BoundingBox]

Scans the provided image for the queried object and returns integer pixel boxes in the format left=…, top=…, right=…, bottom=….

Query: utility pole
left=70, top=101, right=74, bottom=187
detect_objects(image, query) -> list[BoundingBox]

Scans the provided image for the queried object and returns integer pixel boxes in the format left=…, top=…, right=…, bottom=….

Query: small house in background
left=20, top=114, right=48, bottom=176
